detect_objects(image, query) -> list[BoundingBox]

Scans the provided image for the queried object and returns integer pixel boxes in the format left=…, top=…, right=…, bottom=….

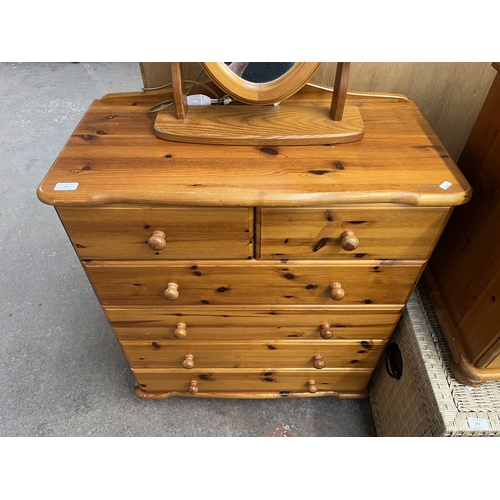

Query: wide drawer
left=86, top=260, right=422, bottom=306
left=57, top=206, right=254, bottom=260
left=120, top=339, right=386, bottom=369
left=256, top=206, right=450, bottom=260
left=132, top=367, right=373, bottom=395
left=105, top=305, right=401, bottom=341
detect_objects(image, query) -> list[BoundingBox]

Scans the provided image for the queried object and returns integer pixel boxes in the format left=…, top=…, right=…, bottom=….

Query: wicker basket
left=369, top=282, right=500, bottom=437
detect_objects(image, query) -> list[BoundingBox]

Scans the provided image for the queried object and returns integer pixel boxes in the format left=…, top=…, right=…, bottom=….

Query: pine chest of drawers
left=37, top=86, right=471, bottom=399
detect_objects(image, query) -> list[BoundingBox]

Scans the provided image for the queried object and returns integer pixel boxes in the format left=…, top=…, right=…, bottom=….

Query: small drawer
left=120, top=339, right=385, bottom=369
left=57, top=206, right=254, bottom=260
left=105, top=305, right=401, bottom=341
left=86, top=259, right=422, bottom=306
left=132, top=367, right=373, bottom=396
left=256, top=206, right=450, bottom=260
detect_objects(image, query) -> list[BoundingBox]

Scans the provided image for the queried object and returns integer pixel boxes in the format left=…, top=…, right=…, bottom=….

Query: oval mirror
left=225, top=62, right=295, bottom=83
left=200, top=62, right=322, bottom=105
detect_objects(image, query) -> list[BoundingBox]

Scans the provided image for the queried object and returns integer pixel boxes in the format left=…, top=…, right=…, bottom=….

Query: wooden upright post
left=171, top=62, right=188, bottom=119
left=330, top=62, right=350, bottom=121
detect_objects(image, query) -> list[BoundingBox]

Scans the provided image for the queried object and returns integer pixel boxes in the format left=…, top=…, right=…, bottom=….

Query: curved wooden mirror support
left=154, top=62, right=364, bottom=146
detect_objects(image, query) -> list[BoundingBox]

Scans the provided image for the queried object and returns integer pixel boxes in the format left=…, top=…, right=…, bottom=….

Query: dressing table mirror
left=154, top=62, right=365, bottom=145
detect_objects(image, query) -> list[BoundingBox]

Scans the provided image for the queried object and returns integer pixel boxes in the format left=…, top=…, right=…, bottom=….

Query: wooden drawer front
left=257, top=206, right=449, bottom=260
left=86, top=260, right=422, bottom=306
left=57, top=206, right=254, bottom=260
left=106, top=306, right=401, bottom=341
left=120, top=339, right=385, bottom=369
left=133, top=368, right=373, bottom=394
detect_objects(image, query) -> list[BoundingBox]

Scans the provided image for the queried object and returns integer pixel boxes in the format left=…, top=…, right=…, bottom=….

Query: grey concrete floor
left=0, top=62, right=377, bottom=437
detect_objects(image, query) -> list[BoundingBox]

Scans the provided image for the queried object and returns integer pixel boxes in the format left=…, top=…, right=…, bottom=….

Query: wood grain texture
left=121, top=339, right=385, bottom=369
left=171, top=62, right=187, bottom=119
left=57, top=206, right=254, bottom=260
left=423, top=270, right=500, bottom=385
left=38, top=79, right=472, bottom=399
left=154, top=102, right=365, bottom=145
left=256, top=206, right=450, bottom=260
left=330, top=63, right=350, bottom=121
left=37, top=85, right=471, bottom=208
left=105, top=305, right=401, bottom=341
left=140, top=62, right=496, bottom=161
left=313, top=62, right=497, bottom=161
left=132, top=367, right=373, bottom=396
left=427, top=65, right=500, bottom=379
left=84, top=259, right=422, bottom=306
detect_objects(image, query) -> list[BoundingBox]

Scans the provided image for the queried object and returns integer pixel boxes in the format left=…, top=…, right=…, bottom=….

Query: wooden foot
left=134, top=385, right=173, bottom=399
left=450, top=360, right=486, bottom=387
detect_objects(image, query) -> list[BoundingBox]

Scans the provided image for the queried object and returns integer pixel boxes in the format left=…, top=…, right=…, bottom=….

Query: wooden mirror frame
left=200, top=62, right=322, bottom=105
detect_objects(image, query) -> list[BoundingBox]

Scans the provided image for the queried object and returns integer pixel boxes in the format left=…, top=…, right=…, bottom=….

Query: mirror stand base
left=154, top=104, right=364, bottom=146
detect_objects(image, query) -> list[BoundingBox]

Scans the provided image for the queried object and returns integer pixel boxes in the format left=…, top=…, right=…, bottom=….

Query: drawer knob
left=313, top=354, right=325, bottom=369
left=183, top=354, right=195, bottom=369
left=308, top=380, right=318, bottom=393
left=320, top=323, right=333, bottom=339
left=329, top=283, right=345, bottom=301
left=163, top=283, right=179, bottom=301
left=174, top=322, right=187, bottom=339
left=188, top=380, right=198, bottom=394
left=340, top=231, right=359, bottom=251
left=148, top=230, right=167, bottom=251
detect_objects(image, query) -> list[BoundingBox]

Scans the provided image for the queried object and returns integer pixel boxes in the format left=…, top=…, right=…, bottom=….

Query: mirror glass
left=225, top=62, right=295, bottom=83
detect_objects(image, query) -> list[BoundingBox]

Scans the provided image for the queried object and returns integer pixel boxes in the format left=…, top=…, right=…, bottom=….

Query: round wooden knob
left=340, top=231, right=359, bottom=251
left=183, top=354, right=194, bottom=369
left=329, top=283, right=345, bottom=301
left=308, top=380, right=318, bottom=393
left=163, top=283, right=179, bottom=300
left=148, top=230, right=166, bottom=251
left=174, top=322, right=187, bottom=339
left=320, top=323, right=333, bottom=339
left=313, top=355, right=325, bottom=369
left=188, top=380, right=198, bottom=394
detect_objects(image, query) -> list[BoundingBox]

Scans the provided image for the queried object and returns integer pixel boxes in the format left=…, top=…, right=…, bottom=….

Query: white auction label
left=468, top=418, right=488, bottom=430
left=439, top=181, right=452, bottom=190
left=54, top=182, right=79, bottom=191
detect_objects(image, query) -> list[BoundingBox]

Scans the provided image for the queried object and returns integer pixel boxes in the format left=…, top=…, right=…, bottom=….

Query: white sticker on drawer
left=54, top=182, right=79, bottom=191
left=468, top=418, right=488, bottom=430
left=439, top=181, right=452, bottom=190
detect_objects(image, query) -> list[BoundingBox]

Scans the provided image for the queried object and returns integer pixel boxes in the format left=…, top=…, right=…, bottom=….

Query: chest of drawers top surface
left=37, top=86, right=470, bottom=209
